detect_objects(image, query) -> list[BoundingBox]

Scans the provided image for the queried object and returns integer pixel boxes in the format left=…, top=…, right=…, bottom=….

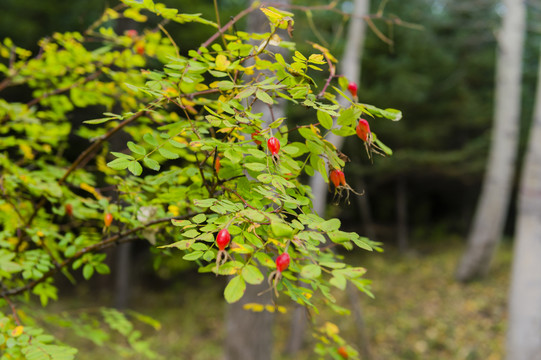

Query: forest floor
left=47, top=238, right=512, bottom=360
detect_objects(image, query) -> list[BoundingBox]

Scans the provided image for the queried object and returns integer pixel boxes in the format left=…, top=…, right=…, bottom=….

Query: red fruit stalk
left=216, top=229, right=231, bottom=251
left=347, top=81, right=358, bottom=98
left=267, top=137, right=280, bottom=155
left=276, top=253, right=290, bottom=272
left=356, top=119, right=370, bottom=142
left=104, top=213, right=113, bottom=227
left=215, top=157, right=221, bottom=172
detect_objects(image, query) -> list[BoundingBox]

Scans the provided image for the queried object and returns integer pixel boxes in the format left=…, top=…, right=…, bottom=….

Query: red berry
left=356, top=119, right=370, bottom=142
left=216, top=229, right=231, bottom=251
left=136, top=44, right=145, bottom=55
left=276, top=253, right=290, bottom=272
left=339, top=171, right=346, bottom=186
left=215, top=156, right=221, bottom=172
left=329, top=169, right=344, bottom=188
left=65, top=204, right=73, bottom=217
left=251, top=131, right=262, bottom=145
left=338, top=346, right=349, bottom=359
left=347, top=81, right=358, bottom=98
left=104, top=213, right=113, bottom=227
left=126, top=29, right=138, bottom=38
left=267, top=137, right=280, bottom=155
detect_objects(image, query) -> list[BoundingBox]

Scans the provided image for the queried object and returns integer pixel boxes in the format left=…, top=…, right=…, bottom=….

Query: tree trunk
left=506, top=44, right=541, bottom=360
left=224, top=282, right=275, bottom=360
left=288, top=0, right=371, bottom=355
left=224, top=2, right=288, bottom=359
left=309, top=0, right=370, bottom=216
left=455, top=0, right=525, bottom=282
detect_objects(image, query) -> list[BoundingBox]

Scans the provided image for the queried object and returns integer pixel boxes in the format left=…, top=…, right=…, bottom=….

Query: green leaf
left=241, top=265, right=264, bottom=285
left=338, top=267, right=367, bottom=278
left=235, top=86, right=256, bottom=99
left=127, top=141, right=146, bottom=155
left=83, top=117, right=116, bottom=125
left=171, top=219, right=191, bottom=227
left=143, top=132, right=159, bottom=146
left=244, top=162, right=267, bottom=172
left=128, top=161, right=143, bottom=176
left=271, top=221, right=294, bottom=237
left=192, top=213, right=206, bottom=224
left=255, top=89, right=274, bottom=105
left=373, top=136, right=393, bottom=156
left=143, top=157, right=160, bottom=171
left=158, top=239, right=194, bottom=250
left=301, top=264, right=321, bottom=279
left=95, top=264, right=110, bottom=275
left=351, top=236, right=374, bottom=251
left=217, top=81, right=234, bottom=90
left=224, top=275, right=246, bottom=303
left=183, top=250, right=203, bottom=261
left=83, top=264, right=94, bottom=280
left=329, top=274, right=347, bottom=290
left=158, top=147, right=180, bottom=159
left=107, top=158, right=131, bottom=170
left=317, top=110, right=333, bottom=130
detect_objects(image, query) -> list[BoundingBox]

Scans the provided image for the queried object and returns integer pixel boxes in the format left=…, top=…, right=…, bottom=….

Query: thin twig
left=2, top=294, right=22, bottom=325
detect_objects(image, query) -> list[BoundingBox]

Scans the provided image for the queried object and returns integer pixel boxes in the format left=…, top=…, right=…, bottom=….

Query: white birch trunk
left=286, top=0, right=371, bottom=356
left=506, top=43, right=541, bottom=360
left=309, top=0, right=369, bottom=216
left=455, top=0, right=525, bottom=282
left=224, top=2, right=288, bottom=359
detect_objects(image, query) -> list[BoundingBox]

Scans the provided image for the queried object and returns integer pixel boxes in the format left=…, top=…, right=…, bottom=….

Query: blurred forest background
left=2, top=0, right=539, bottom=358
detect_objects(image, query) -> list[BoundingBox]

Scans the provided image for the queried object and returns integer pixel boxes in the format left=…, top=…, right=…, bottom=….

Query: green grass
left=44, top=241, right=511, bottom=359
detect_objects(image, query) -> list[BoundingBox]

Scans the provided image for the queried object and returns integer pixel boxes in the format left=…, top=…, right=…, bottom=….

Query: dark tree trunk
left=224, top=282, right=275, bottom=360
left=224, top=1, right=288, bottom=359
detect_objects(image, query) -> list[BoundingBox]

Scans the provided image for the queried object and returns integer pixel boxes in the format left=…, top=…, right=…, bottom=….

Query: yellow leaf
left=181, top=98, right=195, bottom=107
left=195, top=83, right=209, bottom=91
left=215, top=54, right=231, bottom=71
left=11, top=326, right=24, bottom=337
left=243, top=303, right=265, bottom=312
left=230, top=242, right=253, bottom=254
left=168, top=205, right=180, bottom=216
left=322, top=321, right=340, bottom=336
left=268, top=238, right=286, bottom=248
left=269, top=34, right=282, bottom=46
left=19, top=144, right=34, bottom=160
left=80, top=183, right=102, bottom=200
left=311, top=43, right=338, bottom=63
left=164, top=87, right=178, bottom=97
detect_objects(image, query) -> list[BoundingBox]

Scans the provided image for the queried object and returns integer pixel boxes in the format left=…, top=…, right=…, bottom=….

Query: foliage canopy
left=0, top=1, right=400, bottom=358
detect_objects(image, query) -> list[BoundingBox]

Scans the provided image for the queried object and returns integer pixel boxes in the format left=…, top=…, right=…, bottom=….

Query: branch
left=1, top=214, right=197, bottom=298
left=58, top=109, right=147, bottom=185
left=197, top=3, right=259, bottom=55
